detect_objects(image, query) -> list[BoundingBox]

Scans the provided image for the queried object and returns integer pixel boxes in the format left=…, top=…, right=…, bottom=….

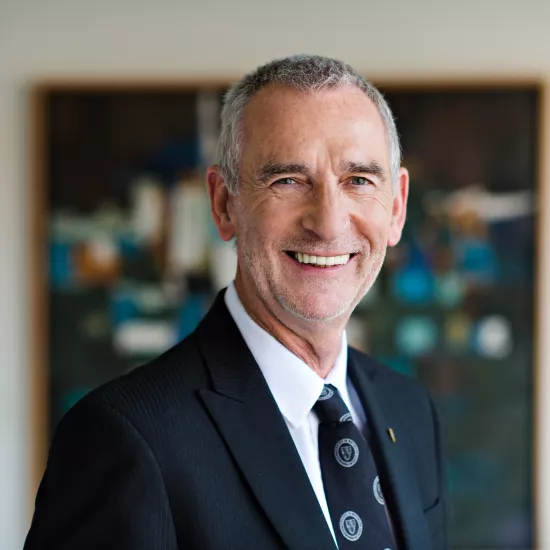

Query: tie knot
left=314, top=384, right=353, bottom=424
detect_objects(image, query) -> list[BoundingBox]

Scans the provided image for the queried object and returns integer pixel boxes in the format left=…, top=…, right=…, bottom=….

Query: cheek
left=235, top=209, right=281, bottom=256
left=240, top=197, right=295, bottom=239
left=353, top=200, right=392, bottom=244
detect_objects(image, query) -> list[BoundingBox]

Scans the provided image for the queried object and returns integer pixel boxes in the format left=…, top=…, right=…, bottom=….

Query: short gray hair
left=216, top=54, right=401, bottom=194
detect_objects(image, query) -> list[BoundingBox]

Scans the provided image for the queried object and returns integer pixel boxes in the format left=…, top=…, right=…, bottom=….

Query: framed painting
left=29, top=79, right=542, bottom=548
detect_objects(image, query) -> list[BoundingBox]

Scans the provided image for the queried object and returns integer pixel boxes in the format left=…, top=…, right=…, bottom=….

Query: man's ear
left=206, top=165, right=236, bottom=241
left=387, top=167, right=409, bottom=247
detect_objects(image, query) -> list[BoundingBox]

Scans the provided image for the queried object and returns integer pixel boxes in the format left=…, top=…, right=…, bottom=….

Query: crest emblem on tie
left=339, top=412, right=353, bottom=422
left=334, top=438, right=359, bottom=467
left=339, top=511, right=363, bottom=541
left=318, top=386, right=334, bottom=400
left=345, top=518, right=357, bottom=535
left=341, top=445, right=353, bottom=461
left=373, top=475, right=385, bottom=505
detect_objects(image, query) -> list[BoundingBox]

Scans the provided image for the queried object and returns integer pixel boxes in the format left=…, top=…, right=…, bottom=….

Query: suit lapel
left=348, top=350, right=432, bottom=550
left=195, top=292, right=336, bottom=550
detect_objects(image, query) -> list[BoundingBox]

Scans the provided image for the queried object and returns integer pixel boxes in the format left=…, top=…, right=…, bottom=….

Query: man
left=25, top=55, right=448, bottom=550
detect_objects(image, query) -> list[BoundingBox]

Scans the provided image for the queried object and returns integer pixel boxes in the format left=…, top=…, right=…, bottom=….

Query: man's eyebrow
left=255, top=162, right=310, bottom=183
left=341, top=160, right=387, bottom=182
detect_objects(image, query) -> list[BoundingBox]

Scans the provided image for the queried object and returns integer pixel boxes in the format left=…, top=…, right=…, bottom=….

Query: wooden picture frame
left=28, top=78, right=545, bottom=548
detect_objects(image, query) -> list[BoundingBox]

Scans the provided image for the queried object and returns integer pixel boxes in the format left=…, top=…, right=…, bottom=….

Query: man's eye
left=349, top=176, right=372, bottom=186
left=273, top=177, right=297, bottom=186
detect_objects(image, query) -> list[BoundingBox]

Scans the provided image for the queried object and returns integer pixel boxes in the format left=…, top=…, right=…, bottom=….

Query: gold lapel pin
left=388, top=428, right=396, bottom=443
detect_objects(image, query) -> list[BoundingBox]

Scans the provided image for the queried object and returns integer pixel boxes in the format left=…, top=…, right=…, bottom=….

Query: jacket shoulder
left=68, top=333, right=208, bottom=434
left=350, top=347, right=430, bottom=399
left=349, top=346, right=436, bottom=433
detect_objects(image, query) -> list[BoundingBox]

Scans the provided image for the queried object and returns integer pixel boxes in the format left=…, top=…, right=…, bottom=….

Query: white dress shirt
left=225, top=282, right=367, bottom=544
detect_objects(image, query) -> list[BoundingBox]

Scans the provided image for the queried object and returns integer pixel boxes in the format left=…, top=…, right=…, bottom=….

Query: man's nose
left=301, top=185, right=349, bottom=241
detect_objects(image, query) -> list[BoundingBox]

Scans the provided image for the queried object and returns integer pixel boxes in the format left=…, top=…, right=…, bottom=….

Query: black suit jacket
left=25, top=290, right=448, bottom=550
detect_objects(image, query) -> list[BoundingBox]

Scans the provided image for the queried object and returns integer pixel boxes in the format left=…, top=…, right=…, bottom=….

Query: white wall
left=2, top=1, right=550, bottom=548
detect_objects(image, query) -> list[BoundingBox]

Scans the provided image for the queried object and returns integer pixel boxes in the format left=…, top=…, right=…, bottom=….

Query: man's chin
left=276, top=294, right=353, bottom=324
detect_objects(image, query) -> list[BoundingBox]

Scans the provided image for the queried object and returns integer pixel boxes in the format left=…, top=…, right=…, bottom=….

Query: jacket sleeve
left=24, top=397, right=179, bottom=550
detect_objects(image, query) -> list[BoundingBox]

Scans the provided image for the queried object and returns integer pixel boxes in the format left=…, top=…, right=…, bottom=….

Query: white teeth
left=292, top=252, right=351, bottom=266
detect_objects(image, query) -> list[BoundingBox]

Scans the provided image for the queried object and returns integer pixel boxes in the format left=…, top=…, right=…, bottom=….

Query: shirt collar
left=224, top=282, right=348, bottom=428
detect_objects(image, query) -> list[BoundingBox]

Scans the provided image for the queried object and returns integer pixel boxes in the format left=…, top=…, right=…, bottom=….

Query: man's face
left=211, top=84, right=408, bottom=324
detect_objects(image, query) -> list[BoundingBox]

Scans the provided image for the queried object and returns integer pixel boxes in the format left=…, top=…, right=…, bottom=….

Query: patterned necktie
left=314, top=384, right=395, bottom=549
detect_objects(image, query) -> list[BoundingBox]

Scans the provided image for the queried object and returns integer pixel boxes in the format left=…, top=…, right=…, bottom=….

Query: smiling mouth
left=285, top=251, right=355, bottom=266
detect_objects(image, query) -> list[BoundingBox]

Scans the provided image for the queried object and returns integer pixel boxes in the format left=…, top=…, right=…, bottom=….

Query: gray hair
left=216, top=54, right=401, bottom=194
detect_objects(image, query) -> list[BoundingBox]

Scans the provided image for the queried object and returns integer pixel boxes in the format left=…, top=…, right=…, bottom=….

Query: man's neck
left=234, top=278, right=347, bottom=379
